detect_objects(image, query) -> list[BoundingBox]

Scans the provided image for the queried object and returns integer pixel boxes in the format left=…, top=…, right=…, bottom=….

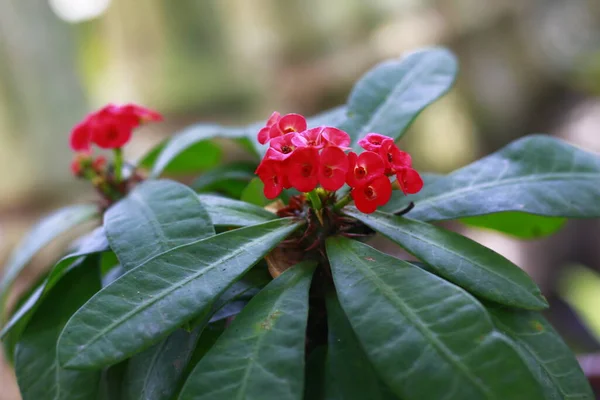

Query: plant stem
left=113, top=148, right=123, bottom=183
left=333, top=192, right=352, bottom=211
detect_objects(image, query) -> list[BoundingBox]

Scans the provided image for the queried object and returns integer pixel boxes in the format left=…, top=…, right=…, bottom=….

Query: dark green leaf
left=325, top=292, right=397, bottom=400
left=344, top=208, right=547, bottom=310
left=146, top=124, right=257, bottom=178
left=198, top=194, right=275, bottom=227
left=97, top=362, right=128, bottom=400
left=383, top=135, right=600, bottom=219
left=326, top=237, right=545, bottom=400
left=191, top=162, right=257, bottom=197
left=304, top=346, right=327, bottom=400
left=461, top=212, right=566, bottom=239
left=487, top=306, right=594, bottom=400
left=0, top=204, right=98, bottom=319
left=104, top=180, right=214, bottom=271
left=14, top=258, right=102, bottom=400
left=178, top=261, right=316, bottom=400
left=57, top=218, right=302, bottom=369
left=122, top=327, right=203, bottom=400
left=1, top=227, right=108, bottom=340
left=340, top=48, right=457, bottom=145
left=241, top=177, right=270, bottom=206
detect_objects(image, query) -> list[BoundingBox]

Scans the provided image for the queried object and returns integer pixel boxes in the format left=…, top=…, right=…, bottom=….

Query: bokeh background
left=2, top=0, right=600, bottom=398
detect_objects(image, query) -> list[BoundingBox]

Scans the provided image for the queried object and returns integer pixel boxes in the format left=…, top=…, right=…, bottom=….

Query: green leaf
left=57, top=218, right=302, bottom=369
left=305, top=105, right=348, bottom=128
left=198, top=194, right=275, bottom=227
left=14, top=257, right=102, bottom=400
left=304, top=346, right=327, bottom=400
left=325, top=292, right=397, bottom=400
left=0, top=204, right=98, bottom=319
left=344, top=208, right=547, bottom=310
left=326, top=237, right=545, bottom=400
left=461, top=212, right=566, bottom=239
left=178, top=261, right=316, bottom=400
left=241, top=177, right=270, bottom=206
left=141, top=139, right=222, bottom=177
left=1, top=227, right=108, bottom=340
left=487, top=306, right=594, bottom=400
left=145, top=124, right=258, bottom=178
left=340, top=48, right=457, bottom=145
left=383, top=135, right=600, bottom=219
left=122, top=327, right=203, bottom=400
left=97, top=362, right=128, bottom=400
left=192, top=162, right=257, bottom=197
left=104, top=180, right=214, bottom=271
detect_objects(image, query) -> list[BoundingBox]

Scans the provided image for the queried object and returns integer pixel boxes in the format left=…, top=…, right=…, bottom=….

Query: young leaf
left=344, top=208, right=547, bottom=310
left=198, top=194, right=276, bottom=227
left=122, top=327, right=203, bottom=400
left=460, top=212, right=566, bottom=239
left=1, top=227, right=108, bottom=340
left=487, top=306, right=594, bottom=400
left=383, top=135, right=600, bottom=219
left=326, top=237, right=545, bottom=400
left=104, top=180, right=215, bottom=271
left=340, top=48, right=457, bottom=145
left=146, top=124, right=258, bottom=178
left=178, top=261, right=316, bottom=400
left=57, top=218, right=302, bottom=369
left=325, top=292, right=398, bottom=400
left=0, top=204, right=98, bottom=319
left=14, top=258, right=102, bottom=400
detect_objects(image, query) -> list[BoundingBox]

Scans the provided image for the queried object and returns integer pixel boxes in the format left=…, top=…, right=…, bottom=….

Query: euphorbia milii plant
left=2, top=48, right=599, bottom=400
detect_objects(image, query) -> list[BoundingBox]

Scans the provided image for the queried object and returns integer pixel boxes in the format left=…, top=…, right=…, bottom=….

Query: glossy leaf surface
left=105, top=180, right=214, bottom=271
left=326, top=237, right=544, bottom=400
left=178, top=262, right=315, bottom=400
left=197, top=194, right=275, bottom=227
left=58, top=218, right=301, bottom=369
left=344, top=208, right=547, bottom=310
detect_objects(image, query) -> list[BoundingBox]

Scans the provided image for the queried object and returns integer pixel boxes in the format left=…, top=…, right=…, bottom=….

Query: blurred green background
left=2, top=1, right=600, bottom=398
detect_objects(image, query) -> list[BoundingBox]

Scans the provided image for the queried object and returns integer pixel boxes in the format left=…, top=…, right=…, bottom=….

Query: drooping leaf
left=57, top=218, right=302, bottom=369
left=461, top=212, right=566, bottom=239
left=340, top=48, right=457, bottom=145
left=487, top=306, right=594, bottom=400
left=145, top=124, right=258, bottom=178
left=383, top=135, right=600, bottom=219
left=0, top=204, right=98, bottom=319
left=192, top=162, right=257, bottom=197
left=198, top=194, right=275, bottom=227
left=1, top=226, right=108, bottom=341
left=326, top=237, right=545, bottom=400
left=122, top=327, right=203, bottom=400
left=14, top=257, right=102, bottom=400
left=344, top=208, right=547, bottom=310
left=241, top=177, right=270, bottom=206
left=325, top=292, right=397, bottom=400
left=178, top=261, right=316, bottom=400
left=104, top=180, right=214, bottom=271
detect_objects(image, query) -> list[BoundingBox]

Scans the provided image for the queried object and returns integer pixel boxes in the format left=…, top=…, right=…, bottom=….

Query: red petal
left=278, top=113, right=307, bottom=134
left=319, top=146, right=348, bottom=191
left=358, top=133, right=391, bottom=152
left=69, top=122, right=91, bottom=152
left=346, top=151, right=385, bottom=187
left=287, top=147, right=319, bottom=192
left=266, top=111, right=281, bottom=127
left=321, top=127, right=350, bottom=149
left=396, top=168, right=423, bottom=195
left=256, top=159, right=284, bottom=199
left=257, top=127, right=271, bottom=144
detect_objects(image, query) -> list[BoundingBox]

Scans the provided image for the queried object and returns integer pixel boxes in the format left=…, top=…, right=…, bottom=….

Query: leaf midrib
left=336, top=243, right=492, bottom=398
left=414, top=172, right=600, bottom=210
left=348, top=210, right=542, bottom=308
left=62, top=223, right=296, bottom=367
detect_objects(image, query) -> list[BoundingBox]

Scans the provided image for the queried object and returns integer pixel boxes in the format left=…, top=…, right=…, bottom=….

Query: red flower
left=70, top=120, right=92, bottom=152
left=358, top=133, right=391, bottom=152
left=288, top=147, right=319, bottom=192
left=352, top=175, right=392, bottom=214
left=292, top=127, right=324, bottom=149
left=256, top=158, right=284, bottom=199
left=319, top=146, right=348, bottom=191
left=267, top=133, right=298, bottom=160
left=379, top=139, right=411, bottom=175
left=92, top=155, right=107, bottom=173
left=346, top=151, right=385, bottom=188
left=257, top=112, right=281, bottom=144
left=396, top=167, right=423, bottom=195
left=322, top=127, right=350, bottom=149
left=70, top=153, right=91, bottom=177
left=71, top=104, right=162, bottom=151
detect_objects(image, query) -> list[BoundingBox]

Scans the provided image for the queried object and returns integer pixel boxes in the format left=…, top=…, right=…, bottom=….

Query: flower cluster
left=70, top=104, right=162, bottom=152
left=255, top=112, right=423, bottom=213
